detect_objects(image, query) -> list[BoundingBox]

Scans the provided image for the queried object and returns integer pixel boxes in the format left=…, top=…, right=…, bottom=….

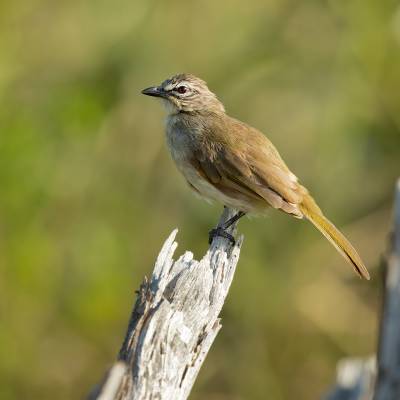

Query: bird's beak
left=141, top=86, right=166, bottom=98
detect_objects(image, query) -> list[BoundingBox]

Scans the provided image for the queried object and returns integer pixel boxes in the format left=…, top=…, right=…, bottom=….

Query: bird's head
left=141, top=73, right=225, bottom=115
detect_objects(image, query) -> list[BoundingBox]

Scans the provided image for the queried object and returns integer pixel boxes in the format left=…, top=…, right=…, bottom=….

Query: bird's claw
left=208, top=227, right=236, bottom=246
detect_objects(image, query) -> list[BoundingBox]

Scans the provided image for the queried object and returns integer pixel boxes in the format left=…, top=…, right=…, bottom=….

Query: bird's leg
left=221, top=211, right=246, bottom=230
left=209, top=228, right=236, bottom=245
left=209, top=211, right=246, bottom=245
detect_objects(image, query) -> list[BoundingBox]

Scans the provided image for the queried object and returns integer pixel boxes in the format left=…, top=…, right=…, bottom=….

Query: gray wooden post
left=324, top=357, right=375, bottom=400
left=374, top=178, right=400, bottom=400
left=89, top=207, right=243, bottom=400
left=324, top=179, right=400, bottom=400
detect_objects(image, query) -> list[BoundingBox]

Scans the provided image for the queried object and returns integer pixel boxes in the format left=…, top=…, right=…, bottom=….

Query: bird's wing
left=190, top=118, right=305, bottom=216
left=189, top=149, right=265, bottom=203
left=187, top=115, right=370, bottom=280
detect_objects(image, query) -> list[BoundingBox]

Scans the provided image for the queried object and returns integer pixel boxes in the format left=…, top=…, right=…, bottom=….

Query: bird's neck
left=166, top=109, right=226, bottom=128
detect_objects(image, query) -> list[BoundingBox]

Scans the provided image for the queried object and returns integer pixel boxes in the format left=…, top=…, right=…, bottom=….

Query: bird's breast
left=165, top=118, right=195, bottom=164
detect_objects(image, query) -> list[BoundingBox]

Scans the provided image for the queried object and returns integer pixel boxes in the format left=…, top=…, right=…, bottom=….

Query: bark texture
left=89, top=207, right=243, bottom=400
left=374, top=179, right=400, bottom=400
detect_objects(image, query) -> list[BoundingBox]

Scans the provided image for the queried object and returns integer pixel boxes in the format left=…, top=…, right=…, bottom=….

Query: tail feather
left=300, top=195, right=370, bottom=280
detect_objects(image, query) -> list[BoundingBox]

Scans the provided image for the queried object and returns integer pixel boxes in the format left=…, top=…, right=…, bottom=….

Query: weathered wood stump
left=89, top=207, right=243, bottom=400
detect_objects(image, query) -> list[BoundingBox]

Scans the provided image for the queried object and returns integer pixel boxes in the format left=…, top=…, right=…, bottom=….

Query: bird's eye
left=176, top=86, right=187, bottom=94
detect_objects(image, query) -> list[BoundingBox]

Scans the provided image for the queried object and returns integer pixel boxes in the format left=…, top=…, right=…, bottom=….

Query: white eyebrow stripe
left=172, top=81, right=189, bottom=88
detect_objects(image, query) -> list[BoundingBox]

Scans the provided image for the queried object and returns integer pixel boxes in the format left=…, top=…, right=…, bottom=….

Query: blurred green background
left=1, top=0, right=399, bottom=399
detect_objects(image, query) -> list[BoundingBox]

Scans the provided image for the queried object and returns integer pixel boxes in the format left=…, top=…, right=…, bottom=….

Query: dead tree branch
left=89, top=207, right=243, bottom=400
left=374, top=179, right=400, bottom=400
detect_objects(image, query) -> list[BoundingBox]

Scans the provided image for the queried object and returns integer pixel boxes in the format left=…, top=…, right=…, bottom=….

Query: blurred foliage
left=0, top=0, right=399, bottom=399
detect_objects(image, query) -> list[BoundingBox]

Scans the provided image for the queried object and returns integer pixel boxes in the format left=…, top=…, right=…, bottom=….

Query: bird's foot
left=208, top=227, right=236, bottom=246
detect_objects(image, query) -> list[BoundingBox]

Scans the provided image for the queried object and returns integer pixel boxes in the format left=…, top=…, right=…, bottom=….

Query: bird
left=141, top=73, right=370, bottom=280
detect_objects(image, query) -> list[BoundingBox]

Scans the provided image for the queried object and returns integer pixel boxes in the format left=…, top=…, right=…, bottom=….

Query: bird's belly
left=180, top=163, right=264, bottom=214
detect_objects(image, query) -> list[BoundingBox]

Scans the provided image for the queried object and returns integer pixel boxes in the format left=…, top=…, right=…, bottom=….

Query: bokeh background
left=1, top=0, right=400, bottom=399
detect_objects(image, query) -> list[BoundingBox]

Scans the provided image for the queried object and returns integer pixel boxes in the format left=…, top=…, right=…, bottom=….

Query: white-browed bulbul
left=142, top=73, right=370, bottom=280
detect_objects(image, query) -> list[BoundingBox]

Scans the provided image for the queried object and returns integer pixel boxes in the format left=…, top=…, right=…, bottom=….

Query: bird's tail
left=299, top=194, right=370, bottom=280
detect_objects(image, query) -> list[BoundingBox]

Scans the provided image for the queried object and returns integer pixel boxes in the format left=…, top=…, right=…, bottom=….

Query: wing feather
left=185, top=115, right=305, bottom=217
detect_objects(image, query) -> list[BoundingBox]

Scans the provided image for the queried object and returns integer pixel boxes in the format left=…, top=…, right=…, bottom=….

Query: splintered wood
left=89, top=208, right=242, bottom=400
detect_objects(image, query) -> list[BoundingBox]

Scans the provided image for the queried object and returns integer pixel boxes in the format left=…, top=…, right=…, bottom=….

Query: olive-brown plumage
left=142, top=73, right=370, bottom=280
